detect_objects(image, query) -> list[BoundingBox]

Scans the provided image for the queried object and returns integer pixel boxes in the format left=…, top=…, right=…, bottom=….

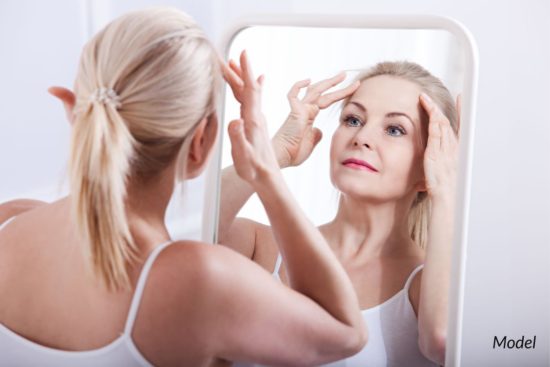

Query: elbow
left=304, top=324, right=368, bottom=367
left=351, top=323, right=369, bottom=354
left=418, top=328, right=446, bottom=365
left=339, top=322, right=369, bottom=359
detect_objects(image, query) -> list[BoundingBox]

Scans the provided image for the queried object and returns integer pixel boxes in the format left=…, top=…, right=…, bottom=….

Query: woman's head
left=330, top=61, right=458, bottom=248
left=69, top=8, right=221, bottom=290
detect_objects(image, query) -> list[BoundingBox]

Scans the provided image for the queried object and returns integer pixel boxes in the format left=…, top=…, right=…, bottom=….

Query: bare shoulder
left=149, top=239, right=263, bottom=292
left=134, top=240, right=276, bottom=351
left=0, top=199, right=64, bottom=246
left=134, top=240, right=270, bottom=365
left=0, top=199, right=48, bottom=225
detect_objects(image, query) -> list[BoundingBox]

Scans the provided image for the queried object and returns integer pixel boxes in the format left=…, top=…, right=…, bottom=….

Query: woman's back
left=0, top=199, right=235, bottom=366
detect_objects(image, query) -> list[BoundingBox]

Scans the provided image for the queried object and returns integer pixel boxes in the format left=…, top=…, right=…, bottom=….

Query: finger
left=420, top=93, right=442, bottom=152
left=302, top=71, right=346, bottom=103
left=419, top=93, right=451, bottom=129
left=257, top=74, right=265, bottom=86
left=287, top=78, right=312, bottom=105
left=221, top=61, right=244, bottom=91
left=443, top=119, right=458, bottom=154
left=311, top=127, right=323, bottom=147
left=229, top=59, right=243, bottom=78
left=318, top=80, right=360, bottom=109
left=239, top=50, right=257, bottom=87
left=228, top=119, right=251, bottom=156
left=440, top=120, right=451, bottom=153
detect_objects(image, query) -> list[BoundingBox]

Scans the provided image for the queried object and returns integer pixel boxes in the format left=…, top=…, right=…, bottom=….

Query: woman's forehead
left=347, top=75, right=423, bottom=119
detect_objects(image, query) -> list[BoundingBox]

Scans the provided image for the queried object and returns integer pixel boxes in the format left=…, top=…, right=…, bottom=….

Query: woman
left=220, top=60, right=460, bottom=366
left=0, top=8, right=367, bottom=366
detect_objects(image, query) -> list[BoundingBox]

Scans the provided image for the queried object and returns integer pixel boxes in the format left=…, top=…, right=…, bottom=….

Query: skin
left=220, top=65, right=460, bottom=365
left=0, top=51, right=368, bottom=366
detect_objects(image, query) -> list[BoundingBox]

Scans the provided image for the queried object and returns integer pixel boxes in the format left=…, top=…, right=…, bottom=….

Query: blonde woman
left=0, top=8, right=368, bottom=366
left=220, top=61, right=460, bottom=366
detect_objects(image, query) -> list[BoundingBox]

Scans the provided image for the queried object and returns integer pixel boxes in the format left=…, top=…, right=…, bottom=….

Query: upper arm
left=197, top=245, right=363, bottom=366
left=219, top=217, right=267, bottom=261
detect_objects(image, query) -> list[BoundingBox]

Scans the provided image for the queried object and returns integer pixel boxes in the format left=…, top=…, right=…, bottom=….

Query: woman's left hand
left=222, top=50, right=281, bottom=187
left=419, top=93, right=460, bottom=202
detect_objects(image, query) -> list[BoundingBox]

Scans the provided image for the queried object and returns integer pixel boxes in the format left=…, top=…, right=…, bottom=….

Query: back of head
left=351, top=61, right=458, bottom=249
left=69, top=7, right=221, bottom=290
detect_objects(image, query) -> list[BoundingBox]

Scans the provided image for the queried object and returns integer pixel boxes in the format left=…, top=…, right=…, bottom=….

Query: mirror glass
left=217, top=22, right=473, bottom=366
left=222, top=26, right=465, bottom=225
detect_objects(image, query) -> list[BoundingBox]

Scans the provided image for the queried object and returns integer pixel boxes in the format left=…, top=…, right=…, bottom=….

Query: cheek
left=382, top=144, right=421, bottom=179
left=330, top=129, right=345, bottom=161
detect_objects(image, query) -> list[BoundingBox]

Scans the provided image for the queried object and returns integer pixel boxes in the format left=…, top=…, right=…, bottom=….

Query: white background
left=0, top=0, right=548, bottom=365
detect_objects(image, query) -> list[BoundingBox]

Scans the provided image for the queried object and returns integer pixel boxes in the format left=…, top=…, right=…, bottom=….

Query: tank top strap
left=403, top=263, right=424, bottom=291
left=272, top=253, right=282, bottom=280
left=124, top=241, right=173, bottom=334
left=0, top=216, right=16, bottom=231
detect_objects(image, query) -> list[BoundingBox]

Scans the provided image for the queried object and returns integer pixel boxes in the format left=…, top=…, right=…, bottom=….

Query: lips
left=342, top=158, right=378, bottom=172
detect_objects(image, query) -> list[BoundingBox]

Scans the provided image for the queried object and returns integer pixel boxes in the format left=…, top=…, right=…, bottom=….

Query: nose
left=352, top=124, right=374, bottom=150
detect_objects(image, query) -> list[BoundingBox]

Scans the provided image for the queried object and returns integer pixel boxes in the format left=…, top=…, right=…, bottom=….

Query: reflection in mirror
left=218, top=25, right=467, bottom=366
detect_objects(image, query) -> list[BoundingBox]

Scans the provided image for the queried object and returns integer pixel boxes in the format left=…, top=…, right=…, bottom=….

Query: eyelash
left=341, top=115, right=407, bottom=137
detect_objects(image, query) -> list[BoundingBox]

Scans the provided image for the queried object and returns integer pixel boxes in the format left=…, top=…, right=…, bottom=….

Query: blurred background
left=0, top=1, right=548, bottom=365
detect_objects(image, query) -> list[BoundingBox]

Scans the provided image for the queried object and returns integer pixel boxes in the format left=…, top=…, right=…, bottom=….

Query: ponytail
left=70, top=96, right=137, bottom=290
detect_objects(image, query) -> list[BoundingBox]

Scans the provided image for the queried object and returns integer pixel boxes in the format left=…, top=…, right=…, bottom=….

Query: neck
left=125, top=167, right=176, bottom=252
left=327, top=193, right=417, bottom=259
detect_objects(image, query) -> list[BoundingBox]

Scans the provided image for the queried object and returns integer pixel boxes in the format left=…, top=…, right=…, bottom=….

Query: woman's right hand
left=272, top=73, right=360, bottom=168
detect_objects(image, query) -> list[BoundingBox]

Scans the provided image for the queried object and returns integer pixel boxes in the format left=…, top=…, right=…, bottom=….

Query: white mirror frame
left=203, top=14, right=478, bottom=367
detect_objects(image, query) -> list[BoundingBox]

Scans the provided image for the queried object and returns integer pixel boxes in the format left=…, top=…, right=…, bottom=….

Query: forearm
left=418, top=196, right=455, bottom=363
left=254, top=172, right=363, bottom=330
left=217, top=165, right=255, bottom=243
left=217, top=139, right=289, bottom=244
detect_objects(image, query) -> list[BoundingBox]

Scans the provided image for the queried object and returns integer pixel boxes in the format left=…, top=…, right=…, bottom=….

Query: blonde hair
left=69, top=8, right=221, bottom=290
left=350, top=61, right=458, bottom=249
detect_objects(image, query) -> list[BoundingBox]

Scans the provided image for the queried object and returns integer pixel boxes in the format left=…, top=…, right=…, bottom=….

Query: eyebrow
left=347, top=101, right=417, bottom=128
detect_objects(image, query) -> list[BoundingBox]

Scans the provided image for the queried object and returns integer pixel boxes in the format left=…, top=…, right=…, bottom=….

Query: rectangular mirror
left=207, top=15, right=478, bottom=367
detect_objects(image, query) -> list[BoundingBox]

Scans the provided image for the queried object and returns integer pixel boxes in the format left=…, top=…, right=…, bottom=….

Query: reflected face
left=330, top=75, right=428, bottom=202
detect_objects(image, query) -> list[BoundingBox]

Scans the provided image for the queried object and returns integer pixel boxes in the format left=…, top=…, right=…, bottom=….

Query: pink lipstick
left=342, top=158, right=378, bottom=172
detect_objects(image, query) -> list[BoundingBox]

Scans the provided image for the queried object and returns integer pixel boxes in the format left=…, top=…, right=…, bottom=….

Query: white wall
left=1, top=0, right=548, bottom=365
left=0, top=1, right=86, bottom=201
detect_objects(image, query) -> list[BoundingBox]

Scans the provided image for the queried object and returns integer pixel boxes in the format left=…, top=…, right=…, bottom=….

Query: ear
left=413, top=175, right=427, bottom=194
left=185, top=113, right=219, bottom=179
left=48, top=86, right=76, bottom=125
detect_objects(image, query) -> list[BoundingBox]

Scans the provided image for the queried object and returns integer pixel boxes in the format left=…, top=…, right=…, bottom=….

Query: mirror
left=210, top=15, right=478, bottom=367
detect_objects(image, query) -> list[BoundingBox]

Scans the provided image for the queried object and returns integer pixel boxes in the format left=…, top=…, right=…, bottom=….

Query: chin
left=332, top=174, right=404, bottom=205
left=332, top=176, right=376, bottom=201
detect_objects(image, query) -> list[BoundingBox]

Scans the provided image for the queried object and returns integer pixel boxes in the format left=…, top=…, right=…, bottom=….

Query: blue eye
left=343, top=115, right=363, bottom=127
left=387, top=125, right=406, bottom=137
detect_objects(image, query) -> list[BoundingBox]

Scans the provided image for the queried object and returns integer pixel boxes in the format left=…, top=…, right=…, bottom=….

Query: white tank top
left=236, top=255, right=437, bottom=367
left=0, top=221, right=171, bottom=367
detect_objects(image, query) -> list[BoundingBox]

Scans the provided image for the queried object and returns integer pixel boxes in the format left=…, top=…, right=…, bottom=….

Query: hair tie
left=89, top=87, right=122, bottom=109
